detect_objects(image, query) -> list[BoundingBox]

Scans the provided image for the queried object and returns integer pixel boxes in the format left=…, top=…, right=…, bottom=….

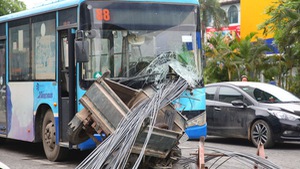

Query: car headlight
left=269, top=110, right=300, bottom=121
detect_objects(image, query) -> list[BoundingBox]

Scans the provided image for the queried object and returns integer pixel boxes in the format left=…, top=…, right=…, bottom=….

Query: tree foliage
left=259, top=0, right=300, bottom=94
left=238, top=33, right=271, bottom=81
left=205, top=0, right=300, bottom=96
left=204, top=32, right=270, bottom=83
left=0, top=0, right=26, bottom=16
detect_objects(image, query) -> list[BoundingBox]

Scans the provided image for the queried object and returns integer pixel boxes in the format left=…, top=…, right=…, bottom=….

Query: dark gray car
left=206, top=81, right=300, bottom=148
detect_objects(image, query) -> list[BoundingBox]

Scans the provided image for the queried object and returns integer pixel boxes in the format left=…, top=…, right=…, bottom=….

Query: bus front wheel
left=42, top=109, right=68, bottom=161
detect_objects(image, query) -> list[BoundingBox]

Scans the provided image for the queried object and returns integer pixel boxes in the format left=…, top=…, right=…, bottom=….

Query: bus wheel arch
left=35, top=104, right=50, bottom=142
left=41, top=108, right=69, bottom=161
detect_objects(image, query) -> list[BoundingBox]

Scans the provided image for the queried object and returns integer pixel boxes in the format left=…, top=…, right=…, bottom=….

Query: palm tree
left=205, top=32, right=271, bottom=82
left=205, top=32, right=240, bottom=81
left=199, top=0, right=228, bottom=45
left=237, top=32, right=271, bottom=80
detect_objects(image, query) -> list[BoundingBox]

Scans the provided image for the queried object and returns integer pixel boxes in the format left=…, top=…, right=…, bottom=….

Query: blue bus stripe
left=0, top=0, right=199, bottom=22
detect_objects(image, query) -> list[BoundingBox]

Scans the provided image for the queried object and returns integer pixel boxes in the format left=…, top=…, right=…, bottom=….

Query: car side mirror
left=231, top=100, right=247, bottom=108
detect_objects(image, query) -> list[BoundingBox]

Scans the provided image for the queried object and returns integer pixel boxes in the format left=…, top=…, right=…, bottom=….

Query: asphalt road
left=0, top=138, right=83, bottom=169
left=186, top=136, right=300, bottom=169
left=0, top=136, right=300, bottom=169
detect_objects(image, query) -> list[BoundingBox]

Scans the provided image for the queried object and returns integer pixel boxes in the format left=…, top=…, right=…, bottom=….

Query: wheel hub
left=44, top=122, right=56, bottom=150
left=253, top=124, right=267, bottom=144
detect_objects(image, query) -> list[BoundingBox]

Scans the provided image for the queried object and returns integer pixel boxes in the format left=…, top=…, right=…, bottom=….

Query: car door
left=205, top=86, right=219, bottom=135
left=214, top=86, right=250, bottom=137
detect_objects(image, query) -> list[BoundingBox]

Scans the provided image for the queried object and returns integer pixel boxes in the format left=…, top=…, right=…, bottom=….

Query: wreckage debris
left=71, top=52, right=280, bottom=169
left=76, top=78, right=188, bottom=169
left=68, top=53, right=201, bottom=168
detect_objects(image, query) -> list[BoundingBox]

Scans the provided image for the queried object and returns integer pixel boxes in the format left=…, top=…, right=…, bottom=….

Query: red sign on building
left=206, top=25, right=240, bottom=40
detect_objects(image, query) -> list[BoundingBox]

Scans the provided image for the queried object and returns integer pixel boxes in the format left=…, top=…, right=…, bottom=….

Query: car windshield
left=239, top=84, right=300, bottom=103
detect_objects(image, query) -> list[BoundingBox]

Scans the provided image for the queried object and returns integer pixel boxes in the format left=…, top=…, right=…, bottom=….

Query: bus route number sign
left=95, top=8, right=111, bottom=21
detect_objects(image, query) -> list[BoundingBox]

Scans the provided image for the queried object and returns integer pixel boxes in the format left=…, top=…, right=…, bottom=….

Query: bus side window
left=32, top=13, right=56, bottom=80
left=0, top=42, right=5, bottom=84
left=9, top=19, right=30, bottom=81
left=59, top=7, right=77, bottom=26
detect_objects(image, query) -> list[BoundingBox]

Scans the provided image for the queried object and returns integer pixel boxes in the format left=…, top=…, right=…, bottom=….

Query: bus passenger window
left=59, top=8, right=77, bottom=26
left=0, top=44, right=5, bottom=77
left=9, top=20, right=30, bottom=81
left=32, top=15, right=56, bottom=80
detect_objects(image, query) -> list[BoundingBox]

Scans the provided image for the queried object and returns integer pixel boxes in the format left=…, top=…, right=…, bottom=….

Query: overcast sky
left=19, top=0, right=42, bottom=9
left=20, top=0, right=62, bottom=9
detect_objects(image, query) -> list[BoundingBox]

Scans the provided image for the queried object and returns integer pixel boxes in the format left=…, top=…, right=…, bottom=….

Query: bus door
left=0, top=40, right=6, bottom=134
left=58, top=29, right=76, bottom=142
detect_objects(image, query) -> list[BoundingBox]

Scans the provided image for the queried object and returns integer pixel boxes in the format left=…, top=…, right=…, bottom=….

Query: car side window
left=206, top=86, right=218, bottom=100
left=219, top=87, right=243, bottom=103
left=253, top=88, right=279, bottom=103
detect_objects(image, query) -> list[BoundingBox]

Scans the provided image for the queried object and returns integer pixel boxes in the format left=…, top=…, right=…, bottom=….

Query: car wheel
left=42, top=109, right=69, bottom=161
left=250, top=120, right=275, bottom=148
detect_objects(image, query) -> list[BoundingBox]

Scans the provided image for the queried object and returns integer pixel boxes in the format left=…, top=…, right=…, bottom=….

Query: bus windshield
left=79, top=1, right=200, bottom=83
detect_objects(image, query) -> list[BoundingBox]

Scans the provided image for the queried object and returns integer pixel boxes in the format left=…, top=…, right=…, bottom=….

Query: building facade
left=206, top=0, right=278, bottom=54
left=206, top=0, right=240, bottom=40
left=240, top=0, right=279, bottom=54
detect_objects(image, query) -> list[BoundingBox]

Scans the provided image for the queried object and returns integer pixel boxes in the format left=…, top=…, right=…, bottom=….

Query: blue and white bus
left=0, top=0, right=206, bottom=162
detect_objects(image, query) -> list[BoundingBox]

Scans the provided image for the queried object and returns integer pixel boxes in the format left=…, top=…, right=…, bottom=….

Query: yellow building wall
left=241, top=0, right=277, bottom=39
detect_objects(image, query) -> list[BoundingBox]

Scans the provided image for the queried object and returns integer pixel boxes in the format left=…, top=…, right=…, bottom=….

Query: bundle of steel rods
left=204, top=146, right=280, bottom=169
left=76, top=78, right=188, bottom=169
left=175, top=146, right=280, bottom=169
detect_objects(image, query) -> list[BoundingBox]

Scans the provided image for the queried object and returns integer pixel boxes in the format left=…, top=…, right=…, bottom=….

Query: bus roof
left=0, top=0, right=199, bottom=23
left=0, top=0, right=81, bottom=22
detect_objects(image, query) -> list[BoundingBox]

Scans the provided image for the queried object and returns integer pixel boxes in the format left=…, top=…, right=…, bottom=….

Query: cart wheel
left=67, top=115, right=89, bottom=145
left=42, top=109, right=69, bottom=161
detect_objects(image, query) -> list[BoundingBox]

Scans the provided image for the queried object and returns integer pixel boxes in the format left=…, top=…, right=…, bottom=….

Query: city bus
left=0, top=0, right=206, bottom=162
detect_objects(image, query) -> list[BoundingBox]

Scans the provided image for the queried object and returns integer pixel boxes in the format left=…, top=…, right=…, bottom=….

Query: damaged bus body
left=0, top=0, right=206, bottom=165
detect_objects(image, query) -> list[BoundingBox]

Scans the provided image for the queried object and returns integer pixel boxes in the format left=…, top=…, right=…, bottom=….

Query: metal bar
left=199, top=136, right=205, bottom=169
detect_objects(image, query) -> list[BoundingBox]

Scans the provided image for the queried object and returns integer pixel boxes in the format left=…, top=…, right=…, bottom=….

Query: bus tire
left=42, top=109, right=68, bottom=161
